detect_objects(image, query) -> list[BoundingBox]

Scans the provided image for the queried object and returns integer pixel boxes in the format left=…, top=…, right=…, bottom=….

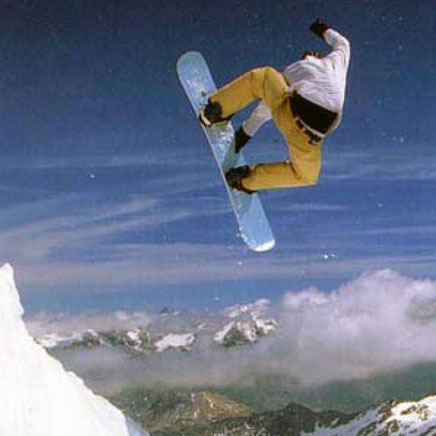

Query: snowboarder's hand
left=309, top=19, right=329, bottom=39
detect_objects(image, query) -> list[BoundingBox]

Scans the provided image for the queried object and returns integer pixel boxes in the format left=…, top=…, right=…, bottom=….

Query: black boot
left=234, top=126, right=251, bottom=154
left=199, top=99, right=233, bottom=127
left=225, top=166, right=257, bottom=195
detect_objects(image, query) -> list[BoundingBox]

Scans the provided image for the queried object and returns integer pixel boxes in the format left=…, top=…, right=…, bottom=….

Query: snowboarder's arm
left=242, top=101, right=272, bottom=137
left=309, top=19, right=350, bottom=70
left=324, top=29, right=351, bottom=70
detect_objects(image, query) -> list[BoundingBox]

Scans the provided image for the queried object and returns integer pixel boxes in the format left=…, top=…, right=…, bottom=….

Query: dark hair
left=301, top=51, right=322, bottom=60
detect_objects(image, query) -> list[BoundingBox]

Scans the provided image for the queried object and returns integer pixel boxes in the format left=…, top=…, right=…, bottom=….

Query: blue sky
left=1, top=0, right=436, bottom=314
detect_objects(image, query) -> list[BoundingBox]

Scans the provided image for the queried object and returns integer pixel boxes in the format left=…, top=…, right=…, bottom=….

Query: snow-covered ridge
left=31, top=324, right=198, bottom=353
left=221, top=299, right=271, bottom=319
left=154, top=332, right=196, bottom=353
left=214, top=299, right=278, bottom=346
left=27, top=298, right=279, bottom=354
left=304, top=395, right=436, bottom=436
left=213, top=317, right=278, bottom=346
left=0, top=263, right=149, bottom=436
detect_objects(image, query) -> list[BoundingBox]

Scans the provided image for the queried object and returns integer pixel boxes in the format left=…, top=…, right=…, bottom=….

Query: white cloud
left=323, top=147, right=436, bottom=182
left=41, top=270, right=436, bottom=396
left=272, top=269, right=436, bottom=383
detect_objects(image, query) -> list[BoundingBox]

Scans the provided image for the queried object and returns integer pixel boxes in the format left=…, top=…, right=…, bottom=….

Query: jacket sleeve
left=324, top=29, right=351, bottom=72
left=242, top=101, right=272, bottom=137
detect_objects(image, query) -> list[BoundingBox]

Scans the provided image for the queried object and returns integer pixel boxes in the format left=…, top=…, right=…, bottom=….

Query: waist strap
left=290, top=92, right=338, bottom=136
left=295, top=118, right=322, bottom=144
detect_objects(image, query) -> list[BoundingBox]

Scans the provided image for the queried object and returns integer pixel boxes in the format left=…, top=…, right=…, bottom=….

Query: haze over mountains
left=26, top=268, right=436, bottom=396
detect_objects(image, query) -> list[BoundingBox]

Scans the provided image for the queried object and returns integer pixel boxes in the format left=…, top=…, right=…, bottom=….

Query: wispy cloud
left=275, top=202, right=349, bottom=213
left=0, top=151, right=206, bottom=170
left=26, top=310, right=154, bottom=338
left=323, top=145, right=436, bottom=182
left=356, top=224, right=436, bottom=237
left=1, top=145, right=435, bottom=294
left=0, top=196, right=160, bottom=257
left=2, top=191, right=436, bottom=291
left=0, top=193, right=223, bottom=287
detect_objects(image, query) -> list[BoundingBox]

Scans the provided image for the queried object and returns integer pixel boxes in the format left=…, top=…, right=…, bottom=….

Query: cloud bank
left=274, top=269, right=436, bottom=383
left=35, top=269, right=436, bottom=395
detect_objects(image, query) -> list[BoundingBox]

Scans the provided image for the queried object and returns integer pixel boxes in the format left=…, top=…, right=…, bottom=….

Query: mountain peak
left=0, top=262, right=23, bottom=320
left=0, top=263, right=149, bottom=436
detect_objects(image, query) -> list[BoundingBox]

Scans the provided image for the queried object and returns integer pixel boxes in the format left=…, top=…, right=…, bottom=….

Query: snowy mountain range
left=0, top=263, right=149, bottom=436
left=27, top=299, right=279, bottom=354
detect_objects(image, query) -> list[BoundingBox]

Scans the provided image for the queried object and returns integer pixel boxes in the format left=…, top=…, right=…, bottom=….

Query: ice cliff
left=0, top=263, right=149, bottom=436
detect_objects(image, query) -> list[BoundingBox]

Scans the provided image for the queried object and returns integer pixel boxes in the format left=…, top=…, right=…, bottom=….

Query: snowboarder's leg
left=208, top=67, right=322, bottom=191
left=242, top=157, right=321, bottom=191
left=210, top=66, right=288, bottom=119
left=240, top=100, right=323, bottom=191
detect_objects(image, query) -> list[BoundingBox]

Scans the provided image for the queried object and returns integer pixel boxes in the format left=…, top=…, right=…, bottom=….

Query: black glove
left=309, top=19, right=329, bottom=39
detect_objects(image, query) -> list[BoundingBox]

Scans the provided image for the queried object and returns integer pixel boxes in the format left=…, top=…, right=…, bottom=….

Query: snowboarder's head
left=301, top=50, right=322, bottom=60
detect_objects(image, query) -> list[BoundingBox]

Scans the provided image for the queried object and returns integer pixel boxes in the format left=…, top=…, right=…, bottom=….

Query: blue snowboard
left=177, top=51, right=275, bottom=252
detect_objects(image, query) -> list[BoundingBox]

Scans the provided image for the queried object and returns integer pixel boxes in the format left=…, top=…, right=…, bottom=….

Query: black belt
left=289, top=93, right=338, bottom=143
left=294, top=118, right=323, bottom=144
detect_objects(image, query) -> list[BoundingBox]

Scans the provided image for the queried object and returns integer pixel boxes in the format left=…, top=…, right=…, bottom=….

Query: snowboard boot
left=234, top=126, right=251, bottom=154
left=225, top=166, right=257, bottom=195
left=199, top=99, right=233, bottom=127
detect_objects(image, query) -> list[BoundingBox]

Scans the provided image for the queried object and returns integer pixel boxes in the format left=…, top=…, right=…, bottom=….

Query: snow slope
left=304, top=395, right=436, bottom=436
left=0, top=263, right=149, bottom=436
left=154, top=332, right=196, bottom=352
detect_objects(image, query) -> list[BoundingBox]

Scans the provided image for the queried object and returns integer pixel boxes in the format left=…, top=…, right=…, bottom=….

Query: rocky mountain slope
left=112, top=387, right=436, bottom=436
left=113, top=389, right=252, bottom=434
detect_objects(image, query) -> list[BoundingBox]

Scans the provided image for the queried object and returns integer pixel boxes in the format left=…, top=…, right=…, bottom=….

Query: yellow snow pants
left=210, top=67, right=323, bottom=191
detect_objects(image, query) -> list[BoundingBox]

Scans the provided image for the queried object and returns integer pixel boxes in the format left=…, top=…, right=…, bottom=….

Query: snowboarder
left=199, top=19, right=351, bottom=194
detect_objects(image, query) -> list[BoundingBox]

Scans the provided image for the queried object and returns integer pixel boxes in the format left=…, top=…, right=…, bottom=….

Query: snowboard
left=176, top=51, right=275, bottom=252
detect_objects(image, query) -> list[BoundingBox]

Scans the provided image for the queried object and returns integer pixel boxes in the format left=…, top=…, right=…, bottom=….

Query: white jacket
left=243, top=28, right=351, bottom=138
